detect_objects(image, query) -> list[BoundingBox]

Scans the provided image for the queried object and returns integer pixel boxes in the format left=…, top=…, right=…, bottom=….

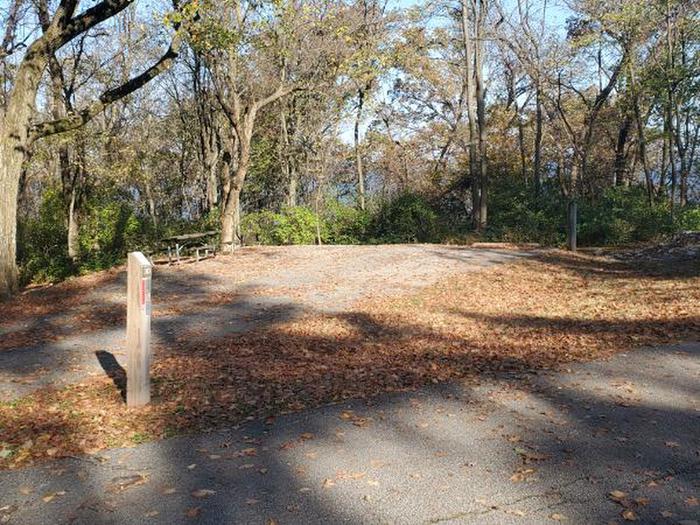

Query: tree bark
left=354, top=88, right=366, bottom=211
left=0, top=38, right=49, bottom=297
left=613, top=116, right=631, bottom=187
left=533, top=83, right=543, bottom=192
left=460, top=0, right=479, bottom=228
left=281, top=105, right=297, bottom=207
left=474, top=0, right=488, bottom=230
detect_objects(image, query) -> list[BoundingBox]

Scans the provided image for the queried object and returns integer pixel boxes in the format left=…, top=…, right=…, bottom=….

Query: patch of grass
left=130, top=432, right=150, bottom=445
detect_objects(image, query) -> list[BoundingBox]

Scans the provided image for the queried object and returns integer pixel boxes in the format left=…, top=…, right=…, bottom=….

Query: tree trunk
left=221, top=184, right=241, bottom=251
left=281, top=106, right=297, bottom=208
left=474, top=0, right=488, bottom=230
left=206, top=156, right=219, bottom=210
left=533, top=83, right=543, bottom=192
left=354, top=88, right=366, bottom=211
left=461, top=0, right=480, bottom=228
left=145, top=181, right=157, bottom=230
left=613, top=116, right=631, bottom=187
left=567, top=200, right=577, bottom=251
left=0, top=43, right=48, bottom=297
left=220, top=133, right=250, bottom=253
left=515, top=100, right=527, bottom=181
left=67, top=186, right=80, bottom=260
left=0, top=138, right=23, bottom=297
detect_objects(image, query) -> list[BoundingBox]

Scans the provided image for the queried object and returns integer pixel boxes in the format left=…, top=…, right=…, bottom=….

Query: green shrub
left=677, top=206, right=700, bottom=231
left=78, top=199, right=143, bottom=272
left=323, top=201, right=371, bottom=244
left=485, top=179, right=565, bottom=245
left=274, top=206, right=321, bottom=245
left=242, top=206, right=320, bottom=245
left=372, top=192, right=440, bottom=243
left=241, top=210, right=279, bottom=245
left=17, top=188, right=73, bottom=284
left=578, top=186, right=675, bottom=245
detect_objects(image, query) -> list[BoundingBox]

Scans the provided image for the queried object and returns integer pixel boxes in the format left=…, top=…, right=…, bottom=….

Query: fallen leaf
left=621, top=509, right=638, bottom=521
left=609, top=490, right=628, bottom=502
left=191, top=489, right=216, bottom=498
left=185, top=507, right=200, bottom=518
left=42, top=491, right=65, bottom=503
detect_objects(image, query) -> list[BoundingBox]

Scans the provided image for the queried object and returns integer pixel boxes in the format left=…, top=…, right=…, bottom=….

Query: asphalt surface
left=1, top=342, right=698, bottom=525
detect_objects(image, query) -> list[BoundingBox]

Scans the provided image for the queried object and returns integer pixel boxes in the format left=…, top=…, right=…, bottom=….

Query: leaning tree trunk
left=0, top=137, right=24, bottom=298
left=0, top=44, right=47, bottom=298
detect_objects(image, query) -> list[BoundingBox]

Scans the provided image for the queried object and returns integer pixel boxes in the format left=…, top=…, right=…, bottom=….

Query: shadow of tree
left=0, top=246, right=699, bottom=522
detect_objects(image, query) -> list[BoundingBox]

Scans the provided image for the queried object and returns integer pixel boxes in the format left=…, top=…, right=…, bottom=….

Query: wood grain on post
left=126, top=252, right=152, bottom=407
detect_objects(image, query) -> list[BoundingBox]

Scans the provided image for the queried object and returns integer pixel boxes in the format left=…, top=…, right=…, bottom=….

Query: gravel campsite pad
left=0, top=245, right=524, bottom=400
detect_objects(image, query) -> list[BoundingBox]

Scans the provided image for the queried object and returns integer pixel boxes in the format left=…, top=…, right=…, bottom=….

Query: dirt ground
left=1, top=244, right=698, bottom=470
left=0, top=245, right=524, bottom=399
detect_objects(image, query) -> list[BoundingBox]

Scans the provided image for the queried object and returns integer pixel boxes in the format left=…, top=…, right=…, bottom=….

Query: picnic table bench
left=160, top=230, right=218, bottom=264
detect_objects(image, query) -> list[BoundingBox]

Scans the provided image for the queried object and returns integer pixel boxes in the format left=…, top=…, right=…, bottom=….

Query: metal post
left=126, top=252, right=152, bottom=407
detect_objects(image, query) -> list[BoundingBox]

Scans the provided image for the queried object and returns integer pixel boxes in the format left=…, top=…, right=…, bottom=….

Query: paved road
left=1, top=342, right=698, bottom=525
left=0, top=245, right=523, bottom=400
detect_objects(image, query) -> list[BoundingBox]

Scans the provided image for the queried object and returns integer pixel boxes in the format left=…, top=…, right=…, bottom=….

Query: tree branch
left=54, top=0, right=136, bottom=50
left=29, top=35, right=182, bottom=141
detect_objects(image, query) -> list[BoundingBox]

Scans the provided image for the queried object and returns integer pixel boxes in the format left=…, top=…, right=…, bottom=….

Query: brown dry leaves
left=1, top=251, right=698, bottom=469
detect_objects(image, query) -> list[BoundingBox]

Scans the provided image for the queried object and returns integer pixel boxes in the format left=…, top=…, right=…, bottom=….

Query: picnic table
left=160, top=230, right=218, bottom=264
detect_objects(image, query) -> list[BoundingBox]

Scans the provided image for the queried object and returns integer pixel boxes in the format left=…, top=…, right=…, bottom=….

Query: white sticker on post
left=141, top=276, right=152, bottom=315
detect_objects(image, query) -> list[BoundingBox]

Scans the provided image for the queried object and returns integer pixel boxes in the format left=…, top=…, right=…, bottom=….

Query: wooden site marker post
left=126, top=251, right=153, bottom=407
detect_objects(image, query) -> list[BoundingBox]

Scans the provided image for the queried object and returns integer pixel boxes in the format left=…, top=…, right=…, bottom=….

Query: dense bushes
left=17, top=189, right=73, bottom=284
left=577, top=187, right=675, bottom=245
left=17, top=189, right=150, bottom=284
left=323, top=201, right=371, bottom=244
left=486, top=179, right=566, bottom=245
left=486, top=181, right=699, bottom=247
left=241, top=194, right=440, bottom=246
left=242, top=207, right=321, bottom=245
left=78, top=200, right=142, bottom=271
left=17, top=182, right=699, bottom=286
left=371, top=193, right=441, bottom=243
